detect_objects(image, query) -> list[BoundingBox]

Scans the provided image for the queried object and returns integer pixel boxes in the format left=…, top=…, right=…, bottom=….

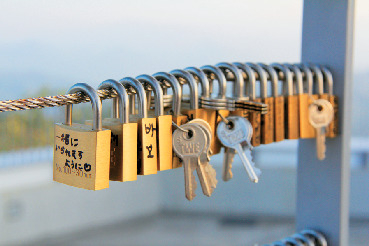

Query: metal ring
left=200, top=65, right=227, bottom=99
left=65, top=83, right=102, bottom=131
left=216, top=62, right=244, bottom=99
left=258, top=63, right=279, bottom=97
left=271, top=63, right=294, bottom=96
left=119, top=77, right=147, bottom=118
left=233, top=62, right=256, bottom=100
left=98, top=79, right=129, bottom=124
left=136, top=74, right=164, bottom=116
left=170, top=69, right=198, bottom=110
left=246, top=62, right=268, bottom=99
left=153, top=72, right=182, bottom=116
left=185, top=66, right=210, bottom=98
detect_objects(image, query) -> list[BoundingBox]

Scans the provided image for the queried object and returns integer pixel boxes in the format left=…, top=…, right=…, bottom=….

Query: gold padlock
left=120, top=77, right=158, bottom=176
left=272, top=63, right=299, bottom=140
left=259, top=63, right=285, bottom=142
left=154, top=71, right=187, bottom=169
left=234, top=62, right=262, bottom=146
left=137, top=75, right=173, bottom=171
left=247, top=63, right=274, bottom=144
left=201, top=65, right=229, bottom=154
left=97, top=80, right=138, bottom=182
left=295, top=64, right=316, bottom=138
left=320, top=66, right=338, bottom=138
left=185, top=66, right=219, bottom=155
left=53, top=83, right=111, bottom=190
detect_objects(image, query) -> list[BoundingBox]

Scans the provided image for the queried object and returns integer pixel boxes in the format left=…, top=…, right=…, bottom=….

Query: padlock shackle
left=98, top=79, right=129, bottom=124
left=170, top=69, right=198, bottom=110
left=200, top=65, right=227, bottom=99
left=307, top=63, right=324, bottom=95
left=153, top=72, right=182, bottom=116
left=216, top=62, right=244, bottom=99
left=136, top=74, right=164, bottom=116
left=320, top=66, right=333, bottom=95
left=65, top=83, right=102, bottom=131
left=271, top=63, right=294, bottom=96
left=233, top=62, right=256, bottom=100
left=119, top=77, right=147, bottom=118
left=295, top=63, right=313, bottom=95
left=258, top=63, right=279, bottom=98
left=184, top=67, right=210, bottom=98
left=283, top=64, right=304, bottom=95
left=246, top=63, right=268, bottom=99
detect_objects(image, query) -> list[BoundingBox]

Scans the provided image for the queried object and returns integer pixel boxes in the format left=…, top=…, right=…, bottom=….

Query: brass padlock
left=97, top=80, right=138, bottom=182
left=201, top=64, right=229, bottom=154
left=185, top=66, right=219, bottom=155
left=137, top=75, right=173, bottom=171
left=154, top=71, right=187, bottom=169
left=120, top=77, right=158, bottom=176
left=53, top=83, right=111, bottom=190
left=259, top=63, right=285, bottom=142
left=272, top=63, right=299, bottom=140
left=284, top=64, right=304, bottom=139
left=247, top=63, right=274, bottom=144
left=320, top=66, right=338, bottom=138
left=234, top=62, right=262, bottom=146
left=295, top=63, right=316, bottom=138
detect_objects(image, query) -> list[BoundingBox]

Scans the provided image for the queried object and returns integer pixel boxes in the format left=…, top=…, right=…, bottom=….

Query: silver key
left=217, top=116, right=261, bottom=183
left=188, top=120, right=217, bottom=195
left=309, top=99, right=334, bottom=160
left=172, top=123, right=206, bottom=201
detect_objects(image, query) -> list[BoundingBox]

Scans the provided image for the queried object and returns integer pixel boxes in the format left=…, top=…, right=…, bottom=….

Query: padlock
left=184, top=66, right=219, bottom=155
left=216, top=62, right=248, bottom=118
left=234, top=62, right=261, bottom=146
left=259, top=63, right=285, bottom=142
left=295, top=63, right=316, bottom=138
left=170, top=69, right=199, bottom=119
left=271, top=63, right=299, bottom=140
left=53, top=83, right=111, bottom=190
left=284, top=64, right=305, bottom=139
left=153, top=71, right=186, bottom=169
left=120, top=77, right=158, bottom=175
left=97, top=80, right=138, bottom=182
left=137, top=74, right=172, bottom=171
left=320, top=66, right=338, bottom=138
left=246, top=63, right=274, bottom=144
left=201, top=64, right=229, bottom=154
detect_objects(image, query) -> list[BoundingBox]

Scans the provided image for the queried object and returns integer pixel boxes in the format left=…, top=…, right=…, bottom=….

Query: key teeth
left=244, top=146, right=262, bottom=178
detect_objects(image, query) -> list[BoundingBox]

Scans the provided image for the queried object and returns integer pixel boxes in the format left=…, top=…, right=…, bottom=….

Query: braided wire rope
left=0, top=63, right=323, bottom=113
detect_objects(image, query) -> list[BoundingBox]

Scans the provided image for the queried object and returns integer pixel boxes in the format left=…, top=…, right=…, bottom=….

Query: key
left=217, top=116, right=261, bottom=183
left=188, top=119, right=218, bottom=192
left=172, top=123, right=206, bottom=200
left=308, top=99, right=334, bottom=160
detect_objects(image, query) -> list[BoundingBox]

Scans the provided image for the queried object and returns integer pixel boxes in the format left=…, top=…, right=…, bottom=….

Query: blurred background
left=0, top=0, right=368, bottom=245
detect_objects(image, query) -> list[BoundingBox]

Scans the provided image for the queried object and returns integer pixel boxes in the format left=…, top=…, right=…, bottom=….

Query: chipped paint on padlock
left=54, top=83, right=111, bottom=190
left=137, top=74, right=172, bottom=172
left=121, top=77, right=157, bottom=176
